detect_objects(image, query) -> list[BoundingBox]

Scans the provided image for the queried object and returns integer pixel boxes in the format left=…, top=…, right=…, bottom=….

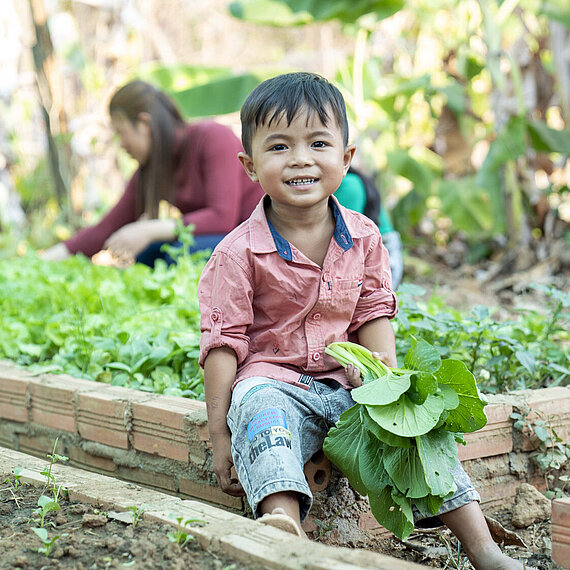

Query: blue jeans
left=135, top=234, right=226, bottom=267
left=226, top=376, right=480, bottom=522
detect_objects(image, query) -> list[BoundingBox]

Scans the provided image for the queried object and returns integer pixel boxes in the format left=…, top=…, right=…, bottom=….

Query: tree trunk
left=27, top=0, right=70, bottom=211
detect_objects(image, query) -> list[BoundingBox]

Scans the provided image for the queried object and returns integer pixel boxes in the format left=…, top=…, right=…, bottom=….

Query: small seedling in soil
left=41, top=438, right=69, bottom=501
left=167, top=515, right=205, bottom=547
left=31, top=527, right=65, bottom=557
left=4, top=467, right=27, bottom=491
left=31, top=494, right=61, bottom=528
left=125, top=505, right=145, bottom=527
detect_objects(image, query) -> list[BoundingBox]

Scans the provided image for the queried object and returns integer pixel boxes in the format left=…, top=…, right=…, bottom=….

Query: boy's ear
left=343, top=144, right=356, bottom=175
left=238, top=152, right=258, bottom=182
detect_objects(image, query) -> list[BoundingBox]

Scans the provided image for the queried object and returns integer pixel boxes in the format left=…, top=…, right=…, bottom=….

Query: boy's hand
left=210, top=431, right=245, bottom=497
left=344, top=363, right=363, bottom=387
left=345, top=351, right=391, bottom=388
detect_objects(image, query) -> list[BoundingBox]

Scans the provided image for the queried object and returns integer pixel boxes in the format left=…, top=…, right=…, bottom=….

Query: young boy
left=198, top=72, right=521, bottom=569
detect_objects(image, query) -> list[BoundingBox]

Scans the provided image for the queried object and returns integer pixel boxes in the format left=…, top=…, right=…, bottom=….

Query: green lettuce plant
left=323, top=339, right=487, bottom=539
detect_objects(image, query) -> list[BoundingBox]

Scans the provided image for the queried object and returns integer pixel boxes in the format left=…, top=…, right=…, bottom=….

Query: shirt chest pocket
left=332, top=277, right=362, bottom=304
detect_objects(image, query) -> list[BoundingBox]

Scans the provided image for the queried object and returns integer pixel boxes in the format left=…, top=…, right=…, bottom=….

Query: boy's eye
left=312, top=141, right=328, bottom=148
left=269, top=143, right=287, bottom=151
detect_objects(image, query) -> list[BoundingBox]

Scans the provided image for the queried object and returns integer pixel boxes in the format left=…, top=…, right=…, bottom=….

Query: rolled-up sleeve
left=198, top=250, right=254, bottom=367
left=349, top=234, right=398, bottom=333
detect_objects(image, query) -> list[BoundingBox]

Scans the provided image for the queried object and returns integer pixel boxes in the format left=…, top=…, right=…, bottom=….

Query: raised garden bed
left=1, top=360, right=568, bottom=563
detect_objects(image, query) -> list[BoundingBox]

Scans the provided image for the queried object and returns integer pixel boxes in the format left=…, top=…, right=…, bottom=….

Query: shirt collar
left=249, top=195, right=353, bottom=260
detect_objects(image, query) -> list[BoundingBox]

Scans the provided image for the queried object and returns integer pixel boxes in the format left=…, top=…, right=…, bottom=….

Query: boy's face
left=239, top=106, right=354, bottom=212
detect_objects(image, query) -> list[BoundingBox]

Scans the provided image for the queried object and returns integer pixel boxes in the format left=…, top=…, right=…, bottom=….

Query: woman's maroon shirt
left=65, top=121, right=264, bottom=257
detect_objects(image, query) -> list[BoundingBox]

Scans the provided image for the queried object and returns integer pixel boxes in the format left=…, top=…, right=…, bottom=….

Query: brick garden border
left=1, top=361, right=569, bottom=557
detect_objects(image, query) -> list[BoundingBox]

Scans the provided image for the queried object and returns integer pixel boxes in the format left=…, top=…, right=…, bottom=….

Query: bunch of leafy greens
left=0, top=233, right=207, bottom=398
left=323, top=340, right=487, bottom=540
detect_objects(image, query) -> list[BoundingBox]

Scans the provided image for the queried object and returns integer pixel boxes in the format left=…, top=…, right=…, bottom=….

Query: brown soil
left=0, top=476, right=264, bottom=570
left=374, top=510, right=552, bottom=569
left=1, top=473, right=555, bottom=570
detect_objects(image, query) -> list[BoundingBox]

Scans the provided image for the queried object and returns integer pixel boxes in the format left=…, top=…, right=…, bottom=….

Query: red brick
left=0, top=423, right=16, bottom=448
left=553, top=497, right=570, bottom=569
left=76, top=386, right=148, bottom=449
left=29, top=375, right=94, bottom=432
left=131, top=396, right=202, bottom=461
left=196, top=422, right=210, bottom=443
left=458, top=402, right=513, bottom=461
left=18, top=434, right=66, bottom=463
left=514, top=387, right=570, bottom=452
left=357, top=511, right=392, bottom=536
left=117, top=465, right=176, bottom=493
left=179, top=477, right=243, bottom=510
left=303, top=449, right=331, bottom=493
left=0, top=374, right=29, bottom=422
left=67, top=445, right=117, bottom=475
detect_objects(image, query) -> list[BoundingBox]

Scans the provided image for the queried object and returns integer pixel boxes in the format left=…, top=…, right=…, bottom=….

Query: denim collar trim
left=266, top=197, right=353, bottom=261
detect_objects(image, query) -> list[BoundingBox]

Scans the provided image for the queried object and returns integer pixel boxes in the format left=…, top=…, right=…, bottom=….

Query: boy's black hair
left=240, top=72, right=349, bottom=156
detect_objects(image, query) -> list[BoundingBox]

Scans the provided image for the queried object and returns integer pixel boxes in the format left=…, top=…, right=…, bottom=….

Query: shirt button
left=312, top=313, right=321, bottom=320
left=211, top=313, right=219, bottom=322
left=312, top=352, right=320, bottom=361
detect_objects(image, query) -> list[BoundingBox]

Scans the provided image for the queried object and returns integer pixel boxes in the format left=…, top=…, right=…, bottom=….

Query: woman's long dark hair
left=109, top=80, right=185, bottom=218
left=348, top=166, right=381, bottom=223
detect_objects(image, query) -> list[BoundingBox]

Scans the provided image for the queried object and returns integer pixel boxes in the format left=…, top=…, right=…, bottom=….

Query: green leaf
left=229, top=0, right=313, bottom=25
left=437, top=82, right=466, bottom=114
left=359, top=430, right=391, bottom=493
left=516, top=350, right=537, bottom=376
left=526, top=120, right=570, bottom=154
left=476, top=117, right=527, bottom=182
left=382, top=445, right=431, bottom=498
left=416, top=429, right=458, bottom=497
left=323, top=405, right=368, bottom=495
left=434, top=360, right=487, bottom=433
left=438, top=177, right=496, bottom=238
left=275, top=0, right=404, bottom=22
left=404, top=338, right=441, bottom=373
left=366, top=392, right=445, bottom=437
left=351, top=373, right=412, bottom=405
left=31, top=527, right=48, bottom=541
left=169, top=73, right=264, bottom=118
left=413, top=494, right=445, bottom=517
left=369, top=487, right=415, bottom=540
left=406, top=372, right=438, bottom=405
left=362, top=407, right=412, bottom=448
left=439, top=384, right=460, bottom=411
left=386, top=149, right=434, bottom=198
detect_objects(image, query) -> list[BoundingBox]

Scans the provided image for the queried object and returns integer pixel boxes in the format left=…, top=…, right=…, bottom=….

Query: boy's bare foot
left=465, top=545, right=524, bottom=569
left=258, top=507, right=307, bottom=538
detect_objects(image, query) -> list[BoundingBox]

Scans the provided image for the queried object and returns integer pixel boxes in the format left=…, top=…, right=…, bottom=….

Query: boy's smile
left=239, top=107, right=354, bottom=215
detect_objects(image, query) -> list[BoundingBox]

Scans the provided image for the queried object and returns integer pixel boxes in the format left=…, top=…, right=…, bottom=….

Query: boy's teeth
left=288, top=178, right=315, bottom=185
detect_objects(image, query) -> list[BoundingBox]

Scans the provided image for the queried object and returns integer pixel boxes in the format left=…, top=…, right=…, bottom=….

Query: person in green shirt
left=334, top=167, right=403, bottom=289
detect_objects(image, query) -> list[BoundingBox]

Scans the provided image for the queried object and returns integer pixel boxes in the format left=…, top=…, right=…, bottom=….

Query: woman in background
left=41, top=80, right=264, bottom=266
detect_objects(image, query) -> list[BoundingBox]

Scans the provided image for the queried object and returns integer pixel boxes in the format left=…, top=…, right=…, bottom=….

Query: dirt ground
left=375, top=510, right=551, bottom=569
left=0, top=473, right=553, bottom=569
left=0, top=476, right=267, bottom=570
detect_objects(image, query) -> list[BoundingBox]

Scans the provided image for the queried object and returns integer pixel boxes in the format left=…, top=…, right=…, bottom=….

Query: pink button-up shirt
left=198, top=196, right=398, bottom=390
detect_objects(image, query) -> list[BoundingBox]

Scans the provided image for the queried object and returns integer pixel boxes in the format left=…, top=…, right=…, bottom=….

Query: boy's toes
left=258, top=509, right=305, bottom=538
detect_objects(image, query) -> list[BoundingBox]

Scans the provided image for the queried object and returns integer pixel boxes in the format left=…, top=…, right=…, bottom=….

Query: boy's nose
left=289, top=146, right=314, bottom=167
